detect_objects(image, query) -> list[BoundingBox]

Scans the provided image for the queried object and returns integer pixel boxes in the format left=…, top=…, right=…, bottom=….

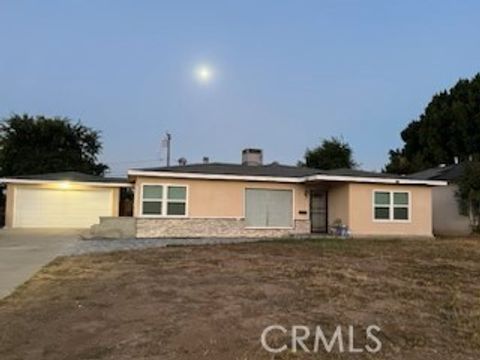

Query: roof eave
left=0, top=178, right=133, bottom=188
left=304, top=174, right=447, bottom=186
left=127, top=170, right=305, bottom=183
left=128, top=170, right=448, bottom=186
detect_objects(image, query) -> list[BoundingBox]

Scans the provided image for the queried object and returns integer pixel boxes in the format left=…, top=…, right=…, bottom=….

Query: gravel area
left=61, top=237, right=276, bottom=256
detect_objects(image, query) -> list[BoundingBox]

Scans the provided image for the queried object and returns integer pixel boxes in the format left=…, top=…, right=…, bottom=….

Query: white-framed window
left=166, top=186, right=187, bottom=215
left=373, top=191, right=410, bottom=221
left=245, top=188, right=293, bottom=228
left=141, top=184, right=187, bottom=216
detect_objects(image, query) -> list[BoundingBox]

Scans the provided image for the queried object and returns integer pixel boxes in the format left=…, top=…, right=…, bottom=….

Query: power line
left=105, top=158, right=160, bottom=165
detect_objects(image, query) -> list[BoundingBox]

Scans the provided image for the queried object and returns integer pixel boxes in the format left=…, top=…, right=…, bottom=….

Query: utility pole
left=165, top=132, right=171, bottom=167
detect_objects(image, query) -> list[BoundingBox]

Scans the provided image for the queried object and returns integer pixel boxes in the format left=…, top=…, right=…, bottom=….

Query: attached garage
left=2, top=172, right=131, bottom=229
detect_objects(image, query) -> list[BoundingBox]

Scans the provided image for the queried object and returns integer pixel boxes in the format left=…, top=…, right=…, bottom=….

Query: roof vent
left=178, top=157, right=187, bottom=166
left=242, top=148, right=263, bottom=166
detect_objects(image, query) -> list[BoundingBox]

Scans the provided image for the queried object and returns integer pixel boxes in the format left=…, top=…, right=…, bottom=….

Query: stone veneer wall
left=87, top=217, right=137, bottom=239
left=136, top=218, right=311, bottom=238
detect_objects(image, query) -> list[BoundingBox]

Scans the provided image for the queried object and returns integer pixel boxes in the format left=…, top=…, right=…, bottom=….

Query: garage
left=2, top=172, right=131, bottom=229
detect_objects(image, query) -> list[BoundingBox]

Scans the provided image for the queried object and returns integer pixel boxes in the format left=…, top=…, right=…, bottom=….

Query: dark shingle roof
left=408, top=163, right=465, bottom=181
left=9, top=171, right=128, bottom=184
left=321, top=168, right=401, bottom=179
left=137, top=163, right=319, bottom=177
left=136, top=163, right=404, bottom=179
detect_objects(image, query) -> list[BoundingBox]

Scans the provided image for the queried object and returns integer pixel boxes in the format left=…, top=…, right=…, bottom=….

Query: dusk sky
left=1, top=1, right=479, bottom=176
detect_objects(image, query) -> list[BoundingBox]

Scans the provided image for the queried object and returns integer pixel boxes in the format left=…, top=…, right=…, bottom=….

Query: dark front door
left=310, top=191, right=327, bottom=233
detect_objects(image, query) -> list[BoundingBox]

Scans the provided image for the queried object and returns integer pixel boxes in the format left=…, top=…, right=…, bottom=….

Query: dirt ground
left=0, top=238, right=479, bottom=360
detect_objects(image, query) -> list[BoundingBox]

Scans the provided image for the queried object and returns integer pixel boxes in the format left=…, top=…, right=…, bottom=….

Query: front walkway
left=0, top=229, right=80, bottom=299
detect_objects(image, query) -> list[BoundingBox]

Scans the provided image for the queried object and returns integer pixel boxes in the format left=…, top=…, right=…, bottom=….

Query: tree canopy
left=384, top=73, right=480, bottom=174
left=0, top=114, right=108, bottom=176
left=301, top=137, right=357, bottom=170
left=456, top=161, right=480, bottom=232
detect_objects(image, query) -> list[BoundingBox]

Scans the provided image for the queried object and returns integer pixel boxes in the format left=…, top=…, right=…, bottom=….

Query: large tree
left=384, top=73, right=480, bottom=174
left=456, top=161, right=480, bottom=232
left=0, top=114, right=108, bottom=176
left=301, top=137, right=357, bottom=170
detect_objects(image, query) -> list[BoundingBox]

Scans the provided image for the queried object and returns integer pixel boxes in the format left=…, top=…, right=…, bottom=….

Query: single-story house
left=1, top=172, right=131, bottom=228
left=1, top=149, right=446, bottom=238
left=409, top=163, right=471, bottom=236
left=127, top=149, right=445, bottom=238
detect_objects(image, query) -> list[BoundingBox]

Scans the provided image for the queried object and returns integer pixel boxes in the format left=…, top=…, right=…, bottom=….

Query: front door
left=310, top=191, right=327, bottom=233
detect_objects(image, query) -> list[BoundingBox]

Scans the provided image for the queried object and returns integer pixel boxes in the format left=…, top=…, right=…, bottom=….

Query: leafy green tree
left=301, top=137, right=357, bottom=170
left=0, top=114, right=108, bottom=176
left=384, top=149, right=412, bottom=174
left=384, top=73, right=480, bottom=174
left=456, top=161, right=480, bottom=232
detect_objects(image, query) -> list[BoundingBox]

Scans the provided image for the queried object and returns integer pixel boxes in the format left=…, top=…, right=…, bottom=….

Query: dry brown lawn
left=0, top=237, right=479, bottom=360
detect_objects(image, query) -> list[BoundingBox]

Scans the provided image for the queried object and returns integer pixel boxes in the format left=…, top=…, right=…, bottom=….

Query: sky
left=1, top=1, right=479, bottom=176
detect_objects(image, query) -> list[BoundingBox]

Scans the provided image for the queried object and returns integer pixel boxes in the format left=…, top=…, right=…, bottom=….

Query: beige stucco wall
left=133, top=176, right=435, bottom=238
left=432, top=184, right=471, bottom=236
left=4, top=183, right=121, bottom=228
left=5, top=184, right=14, bottom=228
left=111, top=188, right=120, bottom=216
left=327, top=183, right=350, bottom=226
left=347, top=183, right=433, bottom=237
left=133, top=176, right=310, bottom=221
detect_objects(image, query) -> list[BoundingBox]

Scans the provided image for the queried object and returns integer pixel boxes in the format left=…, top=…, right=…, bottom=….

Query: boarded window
left=245, top=189, right=293, bottom=228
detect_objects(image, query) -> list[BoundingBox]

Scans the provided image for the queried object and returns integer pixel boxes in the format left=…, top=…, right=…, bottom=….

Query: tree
left=384, top=149, right=413, bottom=174
left=456, top=161, right=480, bottom=232
left=301, top=137, right=357, bottom=170
left=0, top=114, right=108, bottom=176
left=384, top=73, right=480, bottom=174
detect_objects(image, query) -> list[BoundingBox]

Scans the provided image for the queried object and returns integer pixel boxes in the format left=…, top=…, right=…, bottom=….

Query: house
left=127, top=149, right=445, bottom=238
left=1, top=172, right=132, bottom=228
left=1, top=149, right=446, bottom=238
left=409, top=163, right=470, bottom=236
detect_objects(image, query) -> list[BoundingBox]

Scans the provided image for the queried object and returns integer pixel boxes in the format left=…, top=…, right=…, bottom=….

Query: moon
left=195, top=65, right=213, bottom=83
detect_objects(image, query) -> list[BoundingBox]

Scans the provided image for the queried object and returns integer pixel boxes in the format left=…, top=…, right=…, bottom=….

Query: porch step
left=83, top=217, right=136, bottom=240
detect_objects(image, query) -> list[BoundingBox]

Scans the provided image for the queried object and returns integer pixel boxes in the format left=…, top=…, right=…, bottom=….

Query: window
left=245, top=189, right=293, bottom=228
left=141, top=185, right=187, bottom=216
left=167, top=186, right=187, bottom=215
left=142, top=185, right=163, bottom=215
left=373, top=191, right=410, bottom=221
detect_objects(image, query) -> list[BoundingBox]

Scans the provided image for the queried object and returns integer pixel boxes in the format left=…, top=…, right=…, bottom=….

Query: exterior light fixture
left=58, top=181, right=71, bottom=190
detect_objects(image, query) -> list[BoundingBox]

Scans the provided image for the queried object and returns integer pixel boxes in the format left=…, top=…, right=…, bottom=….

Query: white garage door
left=13, top=187, right=113, bottom=228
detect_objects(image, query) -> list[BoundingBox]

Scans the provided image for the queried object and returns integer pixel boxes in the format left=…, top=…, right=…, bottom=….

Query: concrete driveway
left=0, top=229, right=80, bottom=299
